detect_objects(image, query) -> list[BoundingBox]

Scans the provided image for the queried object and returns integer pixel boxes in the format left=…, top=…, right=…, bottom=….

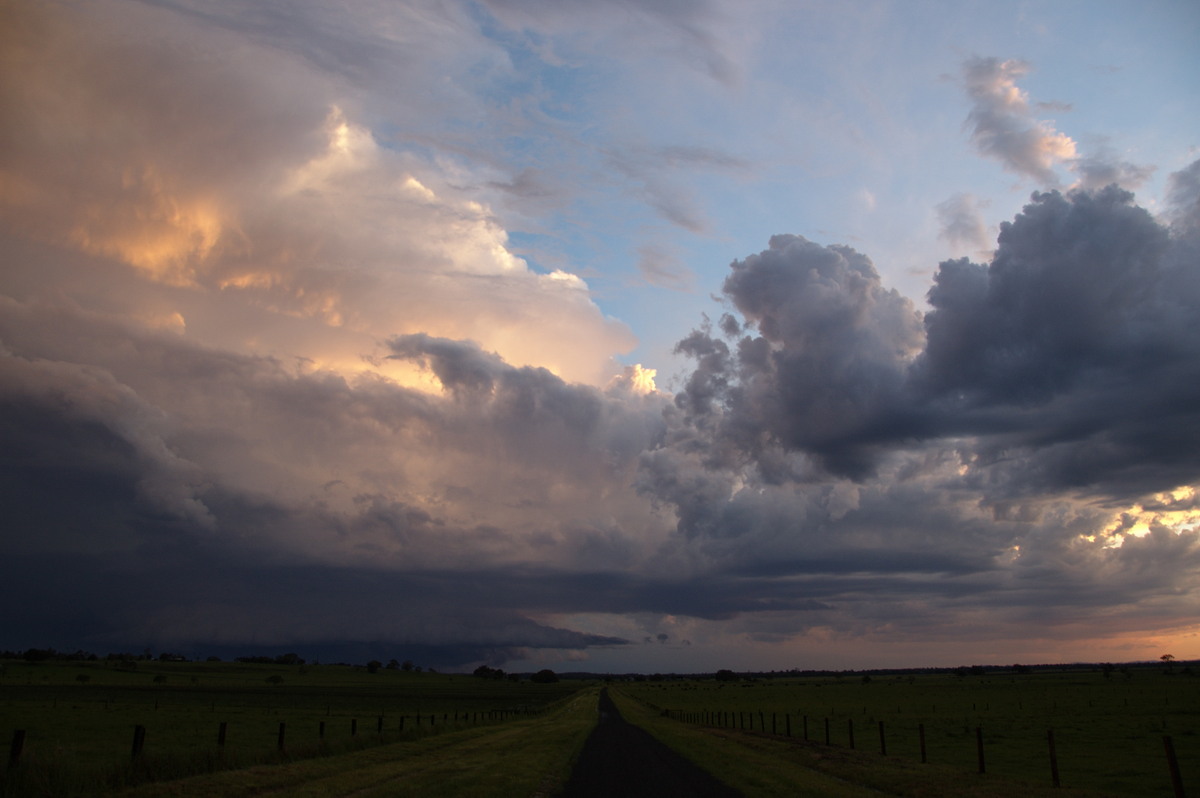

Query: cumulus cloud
left=634, top=180, right=1200, bottom=654
left=0, top=0, right=635, bottom=387
left=668, top=234, right=925, bottom=479
left=962, top=57, right=1077, bottom=184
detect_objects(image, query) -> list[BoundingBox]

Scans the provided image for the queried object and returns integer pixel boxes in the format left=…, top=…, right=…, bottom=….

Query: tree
left=531, top=669, right=558, bottom=683
left=714, top=669, right=739, bottom=682
left=1161, top=654, right=1176, bottom=673
left=366, top=660, right=382, bottom=674
left=401, top=660, right=414, bottom=672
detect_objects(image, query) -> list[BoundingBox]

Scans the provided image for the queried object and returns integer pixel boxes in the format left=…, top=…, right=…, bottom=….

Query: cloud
left=0, top=0, right=635, bottom=387
left=668, top=234, right=925, bottom=479
left=637, top=244, right=695, bottom=291
left=936, top=193, right=990, bottom=252
left=1166, top=158, right=1200, bottom=233
left=962, top=57, right=1077, bottom=184
left=1070, top=152, right=1155, bottom=192
left=634, top=180, right=1200, bottom=653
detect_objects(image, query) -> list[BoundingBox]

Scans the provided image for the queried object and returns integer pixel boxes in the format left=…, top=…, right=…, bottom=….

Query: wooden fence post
left=1163, top=736, right=1186, bottom=798
left=919, top=723, right=927, bottom=764
left=825, top=717, right=830, bottom=745
left=1047, top=729, right=1060, bottom=788
left=217, top=721, right=227, bottom=748
left=351, top=719, right=357, bottom=736
left=131, top=725, right=146, bottom=760
left=848, top=718, right=855, bottom=750
left=377, top=716, right=383, bottom=733
left=319, top=720, right=326, bottom=739
left=9, top=729, right=25, bottom=767
left=277, top=722, right=285, bottom=751
left=879, top=720, right=887, bottom=756
left=786, top=715, right=792, bottom=737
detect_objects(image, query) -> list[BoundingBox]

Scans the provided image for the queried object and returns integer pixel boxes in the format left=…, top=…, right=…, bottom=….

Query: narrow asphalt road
left=560, top=688, right=743, bottom=798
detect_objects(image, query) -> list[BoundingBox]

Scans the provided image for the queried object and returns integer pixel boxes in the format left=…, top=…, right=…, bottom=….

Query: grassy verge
left=100, top=686, right=599, bottom=798
left=608, top=689, right=1124, bottom=798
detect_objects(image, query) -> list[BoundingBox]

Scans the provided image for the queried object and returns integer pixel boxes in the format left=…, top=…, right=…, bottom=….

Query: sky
left=1, top=0, right=1199, bottom=673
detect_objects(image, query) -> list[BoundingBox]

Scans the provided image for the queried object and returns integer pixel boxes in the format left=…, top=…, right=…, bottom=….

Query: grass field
left=0, top=659, right=589, bottom=796
left=619, top=668, right=1198, bottom=797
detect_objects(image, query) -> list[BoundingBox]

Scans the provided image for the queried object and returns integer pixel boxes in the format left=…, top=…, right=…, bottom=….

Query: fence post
left=976, top=727, right=986, bottom=774
left=1047, top=729, right=1060, bottom=788
left=377, top=716, right=384, bottom=734
left=879, top=720, right=887, bottom=756
left=848, top=718, right=855, bottom=749
left=786, top=715, right=792, bottom=737
left=131, top=725, right=146, bottom=760
left=1163, top=736, right=1186, bottom=798
left=803, top=714, right=808, bottom=741
left=351, top=719, right=357, bottom=736
left=277, top=722, right=285, bottom=751
left=919, top=723, right=927, bottom=764
left=825, top=717, right=830, bottom=745
left=772, top=713, right=777, bottom=735
left=319, top=720, right=326, bottom=739
left=9, top=729, right=25, bottom=767
left=217, top=721, right=227, bottom=748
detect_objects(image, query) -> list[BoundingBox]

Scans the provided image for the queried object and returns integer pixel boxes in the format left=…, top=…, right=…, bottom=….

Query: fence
left=658, top=705, right=1188, bottom=797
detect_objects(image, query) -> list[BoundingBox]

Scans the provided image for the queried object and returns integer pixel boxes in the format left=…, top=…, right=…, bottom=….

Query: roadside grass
left=620, top=670, right=1198, bottom=797
left=109, top=686, right=600, bottom=798
left=0, top=660, right=590, bottom=796
left=609, top=689, right=1124, bottom=798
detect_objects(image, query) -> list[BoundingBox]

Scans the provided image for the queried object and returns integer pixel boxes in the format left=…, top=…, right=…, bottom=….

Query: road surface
left=561, top=688, right=743, bottom=798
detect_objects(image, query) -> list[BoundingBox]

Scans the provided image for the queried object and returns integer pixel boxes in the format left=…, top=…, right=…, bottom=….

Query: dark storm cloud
left=668, top=234, right=924, bottom=479
left=918, top=185, right=1200, bottom=496
left=663, top=183, right=1200, bottom=496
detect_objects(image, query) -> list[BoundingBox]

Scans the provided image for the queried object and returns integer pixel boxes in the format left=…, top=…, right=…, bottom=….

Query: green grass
left=111, top=687, right=601, bottom=798
left=0, top=660, right=590, bottom=796
left=619, top=670, right=1199, bottom=797
left=607, top=689, right=1122, bottom=797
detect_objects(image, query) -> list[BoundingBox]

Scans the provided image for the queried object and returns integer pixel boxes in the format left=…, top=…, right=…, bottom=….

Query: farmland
left=0, top=659, right=590, bottom=796
left=2, top=659, right=1197, bottom=796
left=619, top=666, right=1198, bottom=797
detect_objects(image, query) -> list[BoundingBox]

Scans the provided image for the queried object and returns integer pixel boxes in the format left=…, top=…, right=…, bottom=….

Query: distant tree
left=386, top=659, right=400, bottom=670
left=714, top=669, right=738, bottom=682
left=1161, top=654, right=1176, bottom=673
left=1012, top=664, right=1032, bottom=675
left=366, top=660, right=382, bottom=674
left=531, top=669, right=558, bottom=684
left=401, top=660, right=414, bottom=672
